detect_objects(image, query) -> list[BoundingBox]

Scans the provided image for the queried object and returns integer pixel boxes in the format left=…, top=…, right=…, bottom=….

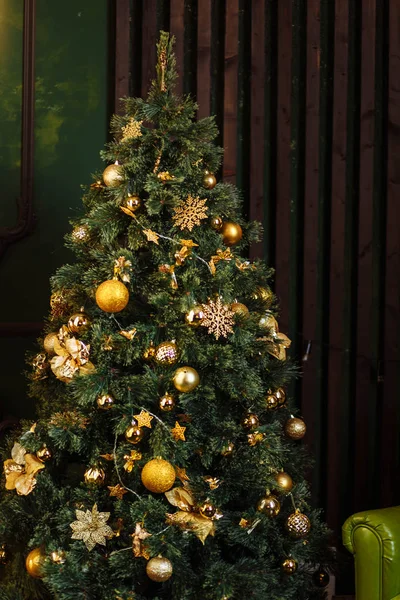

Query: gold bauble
left=0, top=545, right=7, bottom=565
left=282, top=557, right=298, bottom=574
left=143, top=343, right=156, bottom=361
left=199, top=502, right=217, bottom=519
left=159, top=392, right=176, bottom=412
left=286, top=509, right=311, bottom=538
left=284, top=417, right=306, bottom=440
left=50, top=550, right=66, bottom=564
left=155, top=341, right=179, bottom=366
left=141, top=458, right=176, bottom=493
left=71, top=224, right=90, bottom=243
left=122, top=194, right=142, bottom=212
left=36, top=446, right=52, bottom=462
left=125, top=423, right=144, bottom=445
left=275, top=387, right=286, bottom=407
left=173, top=366, right=200, bottom=393
left=185, top=305, right=205, bottom=326
left=221, top=442, right=234, bottom=457
left=97, top=394, right=115, bottom=410
left=274, top=471, right=293, bottom=493
left=146, top=556, right=173, bottom=582
left=103, top=163, right=123, bottom=187
left=95, top=279, right=129, bottom=313
left=251, top=286, right=273, bottom=303
left=265, top=394, right=279, bottom=410
left=32, top=353, right=48, bottom=371
left=241, top=413, right=259, bottom=430
left=221, top=221, right=243, bottom=246
left=210, top=215, right=223, bottom=231
left=230, top=302, right=249, bottom=317
left=312, top=568, right=330, bottom=588
left=68, top=312, right=91, bottom=334
left=203, top=171, right=217, bottom=189
left=259, top=312, right=276, bottom=329
left=257, top=494, right=281, bottom=517
left=26, top=547, right=45, bottom=578
left=84, top=466, right=106, bottom=486
left=43, top=332, right=58, bottom=355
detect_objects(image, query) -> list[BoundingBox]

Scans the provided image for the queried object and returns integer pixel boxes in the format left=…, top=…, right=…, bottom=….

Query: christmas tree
left=0, top=33, right=333, bottom=600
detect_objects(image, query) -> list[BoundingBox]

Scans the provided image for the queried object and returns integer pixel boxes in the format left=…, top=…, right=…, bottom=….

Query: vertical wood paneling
left=222, top=0, right=238, bottom=183
left=156, top=0, right=171, bottom=32
left=114, top=0, right=130, bottom=111
left=183, top=0, right=198, bottom=96
left=130, top=0, right=143, bottom=97
left=196, top=0, right=211, bottom=120
left=141, top=0, right=157, bottom=96
left=170, top=0, right=185, bottom=96
left=210, top=0, right=226, bottom=148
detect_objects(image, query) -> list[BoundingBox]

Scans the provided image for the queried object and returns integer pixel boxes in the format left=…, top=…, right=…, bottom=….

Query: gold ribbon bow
left=50, top=327, right=95, bottom=383
left=3, top=443, right=45, bottom=495
left=209, top=248, right=233, bottom=275
left=114, top=256, right=132, bottom=283
left=165, top=487, right=215, bottom=544
left=257, top=314, right=291, bottom=361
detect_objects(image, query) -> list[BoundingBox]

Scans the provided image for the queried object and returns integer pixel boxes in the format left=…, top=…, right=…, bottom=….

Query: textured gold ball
left=84, top=466, right=106, bottom=486
left=173, top=366, right=200, bottom=393
left=282, top=557, right=298, bottom=574
left=221, top=221, right=243, bottom=246
left=141, top=458, right=176, bottom=493
left=0, top=545, right=7, bottom=565
left=95, top=280, right=129, bottom=313
left=103, top=163, right=123, bottom=187
left=50, top=550, right=66, bottom=564
left=259, top=312, right=277, bottom=330
left=284, top=417, right=306, bottom=440
left=26, top=547, right=45, bottom=578
left=146, top=556, right=173, bottom=582
left=275, top=387, right=287, bottom=407
left=154, top=341, right=179, bottom=366
left=68, top=312, right=91, bottom=334
left=71, top=224, right=90, bottom=243
left=241, top=413, right=259, bottom=430
left=122, top=194, right=142, bottom=212
left=210, top=215, right=223, bottom=231
left=230, top=302, right=249, bottom=317
left=203, top=171, right=217, bottom=189
left=159, top=392, right=176, bottom=412
left=221, top=442, right=234, bottom=457
left=36, top=447, right=52, bottom=462
left=265, top=394, right=279, bottom=410
left=286, top=509, right=311, bottom=538
left=257, top=494, right=281, bottom=517
left=96, top=394, right=115, bottom=410
left=185, top=306, right=205, bottom=326
left=274, top=471, right=293, bottom=493
left=43, top=332, right=59, bottom=355
left=199, top=502, right=217, bottom=519
left=125, top=424, right=144, bottom=445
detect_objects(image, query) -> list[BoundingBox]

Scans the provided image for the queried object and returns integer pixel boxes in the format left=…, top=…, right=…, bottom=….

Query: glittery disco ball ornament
left=146, top=556, right=173, bottom=582
left=71, top=224, right=90, bottom=243
left=95, top=279, right=129, bottom=313
left=103, top=162, right=123, bottom=187
left=68, top=312, right=91, bottom=334
left=25, top=548, right=45, bottom=578
left=84, top=466, right=106, bottom=486
left=141, top=458, right=176, bottom=493
left=173, top=366, right=200, bottom=393
left=154, top=341, right=179, bottom=366
left=286, top=509, right=311, bottom=538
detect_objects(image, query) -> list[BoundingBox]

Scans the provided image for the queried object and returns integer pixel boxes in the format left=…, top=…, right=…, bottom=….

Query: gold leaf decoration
left=3, top=443, right=45, bottom=496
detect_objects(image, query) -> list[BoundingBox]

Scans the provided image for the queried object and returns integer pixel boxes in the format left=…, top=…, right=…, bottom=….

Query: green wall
left=0, top=0, right=111, bottom=419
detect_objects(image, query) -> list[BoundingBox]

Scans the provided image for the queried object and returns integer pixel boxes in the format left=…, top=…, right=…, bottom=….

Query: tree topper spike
left=156, top=31, right=176, bottom=93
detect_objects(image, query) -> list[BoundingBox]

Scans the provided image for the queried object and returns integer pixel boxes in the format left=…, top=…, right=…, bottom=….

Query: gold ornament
left=210, top=215, right=223, bottom=231
left=70, top=504, right=114, bottom=551
left=143, top=342, right=156, bottom=361
left=209, top=248, right=233, bottom=274
left=120, top=194, right=142, bottom=217
left=257, top=319, right=292, bottom=360
left=221, top=221, right=243, bottom=246
left=108, top=484, right=128, bottom=500
left=265, top=394, right=279, bottom=410
left=221, top=442, right=234, bottom=457
left=36, top=447, right=52, bottom=462
left=171, top=421, right=186, bottom=441
left=71, top=224, right=90, bottom=243
left=68, top=312, right=91, bottom=334
left=50, top=290, right=72, bottom=319
left=25, top=547, right=45, bottom=578
left=141, top=458, right=176, bottom=493
left=43, top=332, right=59, bottom=355
left=32, top=352, right=49, bottom=380
left=114, top=256, right=132, bottom=283
left=257, top=494, right=281, bottom=517
left=123, top=450, right=142, bottom=472
left=259, top=312, right=278, bottom=331
left=284, top=417, right=306, bottom=440
left=0, top=544, right=7, bottom=565
left=201, top=296, right=234, bottom=340
left=90, top=179, right=103, bottom=189
left=274, top=471, right=293, bottom=493
left=312, top=568, right=330, bottom=588
left=157, top=170, right=175, bottom=181
left=133, top=410, right=153, bottom=429
left=199, top=502, right=217, bottom=519
left=230, top=302, right=249, bottom=317
left=275, top=387, right=287, bottom=407
left=143, top=228, right=160, bottom=244
left=251, top=286, right=273, bottom=304
left=95, top=279, right=129, bottom=313
left=185, top=305, right=205, bottom=326
left=132, top=522, right=151, bottom=559
left=84, top=466, right=106, bottom=486
left=154, top=341, right=179, bottom=366
left=121, top=118, right=143, bottom=141
left=125, top=423, right=144, bottom=445
left=241, top=413, right=260, bottom=430
left=103, top=162, right=123, bottom=187
left=50, top=333, right=95, bottom=383
left=119, top=328, right=137, bottom=340
left=239, top=518, right=251, bottom=528
left=146, top=556, right=173, bottom=582
left=97, top=394, right=115, bottom=410
left=203, top=171, right=217, bottom=189
left=173, top=366, right=200, bottom=393
left=286, top=509, right=311, bottom=538
left=4, top=442, right=45, bottom=496
left=172, top=195, right=208, bottom=231
left=100, top=453, right=114, bottom=461
left=176, top=467, right=190, bottom=483
left=159, top=392, right=176, bottom=412
left=247, top=431, right=265, bottom=446
left=165, top=486, right=216, bottom=543
left=282, top=557, right=298, bottom=574
left=50, top=550, right=66, bottom=564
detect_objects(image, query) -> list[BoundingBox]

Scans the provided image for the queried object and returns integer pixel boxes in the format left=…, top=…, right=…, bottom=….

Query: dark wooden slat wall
left=116, top=0, right=400, bottom=538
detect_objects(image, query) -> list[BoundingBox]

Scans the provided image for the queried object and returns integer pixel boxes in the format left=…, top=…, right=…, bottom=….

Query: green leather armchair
left=343, top=506, right=400, bottom=600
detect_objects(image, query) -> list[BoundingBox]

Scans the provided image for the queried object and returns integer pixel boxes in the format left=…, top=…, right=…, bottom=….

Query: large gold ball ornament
left=84, top=466, right=106, bottom=486
left=257, top=494, right=281, bottom=517
left=312, top=567, right=330, bottom=588
left=125, top=423, right=144, bottom=445
left=241, top=413, right=260, bottom=431
left=146, top=556, right=173, bottom=582
left=185, top=305, right=205, bottom=326
left=286, top=509, right=311, bottom=538
left=36, top=447, right=52, bottom=462
left=122, top=194, right=142, bottom=213
left=68, top=312, right=91, bottom=334
left=221, top=442, right=234, bottom=457
left=43, top=332, right=58, bottom=355
left=199, top=502, right=217, bottom=519
left=284, top=417, right=306, bottom=440
left=282, top=557, right=298, bottom=574
left=97, top=394, right=115, bottom=410
left=71, top=224, right=90, bottom=243
left=274, top=471, right=293, bottom=493
left=265, top=394, right=279, bottom=411
left=25, top=547, right=45, bottom=578
left=203, top=171, right=217, bottom=189
left=221, top=221, right=243, bottom=246
left=0, top=545, right=8, bottom=565
left=159, top=392, right=176, bottom=412
left=210, top=215, right=223, bottom=231
left=95, top=279, right=129, bottom=313
left=50, top=550, right=66, bottom=564
left=230, top=302, right=249, bottom=317
left=141, top=458, right=176, bottom=493
left=173, top=366, right=200, bottom=393
left=103, top=163, right=123, bottom=187
left=154, top=341, right=179, bottom=366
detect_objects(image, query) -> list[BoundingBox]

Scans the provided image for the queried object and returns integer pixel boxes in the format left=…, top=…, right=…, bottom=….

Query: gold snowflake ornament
left=172, top=195, right=208, bottom=231
left=70, top=504, right=114, bottom=551
left=201, top=296, right=235, bottom=340
left=121, top=118, right=143, bottom=141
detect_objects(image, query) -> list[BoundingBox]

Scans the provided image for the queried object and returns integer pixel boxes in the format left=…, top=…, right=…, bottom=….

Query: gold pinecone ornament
left=146, top=556, right=173, bottom=582
left=286, top=509, right=311, bottom=538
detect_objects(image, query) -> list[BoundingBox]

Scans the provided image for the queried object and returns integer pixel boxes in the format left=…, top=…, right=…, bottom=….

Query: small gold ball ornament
left=257, top=494, right=281, bottom=517
left=286, top=509, right=311, bottom=538
left=125, top=423, right=144, bottom=445
left=36, top=447, right=52, bottom=462
left=97, top=394, right=115, bottom=410
left=122, top=194, right=142, bottom=213
left=203, top=171, right=217, bottom=189
left=275, top=387, right=287, bottom=407
left=68, top=312, right=91, bottom=334
left=274, top=471, right=293, bottom=493
left=84, top=466, right=106, bottom=486
left=95, top=279, right=129, bottom=313
left=103, top=162, right=123, bottom=187
left=230, top=302, right=249, bottom=317
left=210, top=215, right=223, bottom=231
left=312, top=567, right=330, bottom=588
left=141, top=458, right=176, bottom=493
left=199, top=502, right=217, bottom=519
left=241, top=413, right=259, bottom=430
left=0, top=545, right=8, bottom=565
left=26, top=547, right=45, bottom=578
left=221, top=221, right=243, bottom=246
left=43, top=332, right=59, bottom=355
left=221, top=442, right=234, bottom=457
left=154, top=341, right=179, bottom=366
left=173, top=366, right=200, bottom=393
left=185, top=306, right=205, bottom=326
left=50, top=550, right=66, bottom=564
left=282, top=557, right=298, bottom=574
left=71, top=224, right=90, bottom=243
left=146, top=556, right=173, bottom=582
left=159, top=392, right=176, bottom=412
left=265, top=394, right=279, bottom=410
left=284, top=417, right=306, bottom=440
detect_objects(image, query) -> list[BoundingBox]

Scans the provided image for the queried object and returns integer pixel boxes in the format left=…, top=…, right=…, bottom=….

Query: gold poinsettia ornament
left=3, top=442, right=45, bottom=495
left=70, top=504, right=114, bottom=551
left=50, top=327, right=95, bottom=383
left=165, top=486, right=216, bottom=544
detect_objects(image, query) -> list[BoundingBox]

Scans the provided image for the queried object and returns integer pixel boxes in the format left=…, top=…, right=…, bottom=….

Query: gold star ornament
left=171, top=421, right=186, bottom=441
left=70, top=504, right=114, bottom=551
left=134, top=410, right=153, bottom=429
left=143, top=229, right=160, bottom=245
left=108, top=484, right=128, bottom=500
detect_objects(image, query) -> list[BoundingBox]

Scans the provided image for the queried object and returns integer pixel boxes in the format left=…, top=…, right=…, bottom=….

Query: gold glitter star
left=239, top=518, right=251, bottom=528
left=124, top=450, right=142, bottom=473
left=179, top=239, right=199, bottom=248
left=175, top=466, right=190, bottom=483
left=133, top=410, right=153, bottom=429
left=108, top=484, right=128, bottom=500
left=70, top=504, right=114, bottom=552
left=172, top=195, right=208, bottom=231
left=121, top=118, right=143, bottom=141
left=201, top=296, right=235, bottom=340
left=204, top=476, right=221, bottom=490
left=119, top=328, right=137, bottom=340
left=143, top=229, right=160, bottom=245
left=171, top=421, right=186, bottom=441
left=100, top=453, right=115, bottom=461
